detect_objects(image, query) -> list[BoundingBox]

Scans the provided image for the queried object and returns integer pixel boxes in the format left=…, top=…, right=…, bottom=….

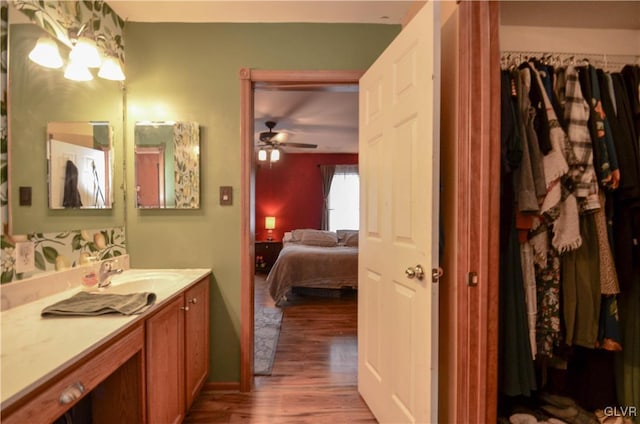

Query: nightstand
left=255, top=241, right=283, bottom=273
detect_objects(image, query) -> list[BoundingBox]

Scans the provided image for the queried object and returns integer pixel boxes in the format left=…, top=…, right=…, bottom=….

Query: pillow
left=342, top=231, right=359, bottom=247
left=337, top=229, right=358, bottom=241
left=291, top=228, right=314, bottom=242
left=300, top=229, right=338, bottom=247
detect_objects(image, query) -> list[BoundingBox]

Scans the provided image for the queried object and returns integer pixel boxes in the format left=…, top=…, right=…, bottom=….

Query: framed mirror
left=134, top=121, right=200, bottom=209
left=47, top=121, right=113, bottom=209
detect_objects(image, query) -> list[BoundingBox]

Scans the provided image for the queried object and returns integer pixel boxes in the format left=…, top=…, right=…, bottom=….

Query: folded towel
left=41, top=291, right=157, bottom=317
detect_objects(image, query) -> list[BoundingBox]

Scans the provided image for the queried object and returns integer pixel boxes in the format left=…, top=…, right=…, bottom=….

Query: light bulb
left=28, top=37, right=63, bottom=69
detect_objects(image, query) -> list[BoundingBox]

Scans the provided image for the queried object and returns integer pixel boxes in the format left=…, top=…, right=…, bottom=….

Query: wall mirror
left=8, top=8, right=124, bottom=234
left=134, top=121, right=200, bottom=209
left=47, top=121, right=113, bottom=209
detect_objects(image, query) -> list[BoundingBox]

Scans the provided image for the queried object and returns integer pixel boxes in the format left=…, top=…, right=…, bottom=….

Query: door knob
left=405, top=265, right=425, bottom=280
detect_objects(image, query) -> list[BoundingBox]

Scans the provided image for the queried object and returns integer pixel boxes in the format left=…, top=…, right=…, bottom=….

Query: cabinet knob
left=59, top=382, right=85, bottom=405
left=188, top=297, right=198, bottom=304
left=180, top=306, right=190, bottom=311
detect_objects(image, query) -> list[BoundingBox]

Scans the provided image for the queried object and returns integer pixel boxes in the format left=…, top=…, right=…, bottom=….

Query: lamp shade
left=98, top=56, right=125, bottom=81
left=70, top=36, right=101, bottom=68
left=265, top=216, right=276, bottom=230
left=28, top=37, right=63, bottom=69
left=270, top=148, right=280, bottom=162
left=64, top=60, right=93, bottom=81
left=257, top=148, right=267, bottom=161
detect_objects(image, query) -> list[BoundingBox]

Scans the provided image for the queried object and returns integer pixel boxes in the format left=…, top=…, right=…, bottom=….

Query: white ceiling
left=108, top=1, right=416, bottom=24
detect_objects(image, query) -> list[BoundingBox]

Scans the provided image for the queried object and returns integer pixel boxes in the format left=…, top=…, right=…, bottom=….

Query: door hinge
left=467, top=271, right=478, bottom=287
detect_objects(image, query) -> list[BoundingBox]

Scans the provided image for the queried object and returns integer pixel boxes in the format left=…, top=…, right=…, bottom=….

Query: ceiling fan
left=258, top=121, right=318, bottom=149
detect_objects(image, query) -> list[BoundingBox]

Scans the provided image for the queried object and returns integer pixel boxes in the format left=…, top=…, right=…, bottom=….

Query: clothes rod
left=500, top=50, right=640, bottom=70
left=501, top=50, right=639, bottom=63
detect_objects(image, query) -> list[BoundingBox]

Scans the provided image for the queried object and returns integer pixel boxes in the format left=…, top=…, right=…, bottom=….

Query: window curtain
left=319, top=165, right=336, bottom=230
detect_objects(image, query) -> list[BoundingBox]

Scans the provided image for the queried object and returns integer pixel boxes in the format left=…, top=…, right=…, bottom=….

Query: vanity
left=0, top=264, right=211, bottom=424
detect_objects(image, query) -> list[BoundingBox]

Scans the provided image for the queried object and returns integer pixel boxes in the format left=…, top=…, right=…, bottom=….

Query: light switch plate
left=15, top=241, right=35, bottom=274
left=220, top=186, right=233, bottom=206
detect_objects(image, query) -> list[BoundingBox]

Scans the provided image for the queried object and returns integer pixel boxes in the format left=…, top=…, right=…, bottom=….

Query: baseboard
left=203, top=381, right=240, bottom=391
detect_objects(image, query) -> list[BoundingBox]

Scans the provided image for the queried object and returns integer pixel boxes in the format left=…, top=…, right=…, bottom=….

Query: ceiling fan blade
left=279, top=142, right=318, bottom=148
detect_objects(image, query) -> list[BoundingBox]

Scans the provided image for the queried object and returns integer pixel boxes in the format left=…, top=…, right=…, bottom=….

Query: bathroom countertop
left=0, top=268, right=211, bottom=411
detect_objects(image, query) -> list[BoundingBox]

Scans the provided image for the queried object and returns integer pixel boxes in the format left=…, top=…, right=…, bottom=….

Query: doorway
left=239, top=69, right=364, bottom=391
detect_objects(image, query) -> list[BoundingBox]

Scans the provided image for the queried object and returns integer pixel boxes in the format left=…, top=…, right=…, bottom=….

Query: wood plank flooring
left=184, top=274, right=376, bottom=423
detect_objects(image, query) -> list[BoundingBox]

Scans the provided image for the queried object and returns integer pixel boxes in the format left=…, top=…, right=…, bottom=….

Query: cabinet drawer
left=2, top=324, right=144, bottom=424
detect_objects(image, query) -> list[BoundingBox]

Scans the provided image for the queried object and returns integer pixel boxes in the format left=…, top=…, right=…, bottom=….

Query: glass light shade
left=70, top=36, right=101, bottom=68
left=64, top=60, right=93, bottom=81
left=265, top=216, right=276, bottom=230
left=28, top=37, right=63, bottom=69
left=257, top=149, right=267, bottom=161
left=270, top=148, right=280, bottom=162
left=98, top=56, right=125, bottom=81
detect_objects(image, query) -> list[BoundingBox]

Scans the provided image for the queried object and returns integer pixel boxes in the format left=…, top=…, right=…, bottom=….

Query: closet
left=497, top=2, right=640, bottom=423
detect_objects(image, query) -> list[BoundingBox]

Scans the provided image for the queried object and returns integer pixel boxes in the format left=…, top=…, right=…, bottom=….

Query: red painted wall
left=255, top=153, right=358, bottom=241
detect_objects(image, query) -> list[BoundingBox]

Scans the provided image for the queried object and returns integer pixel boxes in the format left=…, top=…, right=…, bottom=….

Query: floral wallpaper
left=13, top=0, right=125, bottom=63
left=173, top=122, right=200, bottom=209
left=1, top=226, right=125, bottom=284
left=1, top=1, right=7, bottom=230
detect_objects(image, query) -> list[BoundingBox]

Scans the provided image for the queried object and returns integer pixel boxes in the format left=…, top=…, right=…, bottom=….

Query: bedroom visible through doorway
left=240, top=70, right=364, bottom=391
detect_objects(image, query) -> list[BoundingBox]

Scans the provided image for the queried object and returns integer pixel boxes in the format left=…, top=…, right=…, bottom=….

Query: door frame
left=238, top=69, right=364, bottom=392
left=450, top=2, right=501, bottom=422
left=237, top=1, right=501, bottom=414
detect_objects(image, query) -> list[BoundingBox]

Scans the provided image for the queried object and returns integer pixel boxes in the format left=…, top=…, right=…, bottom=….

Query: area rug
left=254, top=307, right=283, bottom=376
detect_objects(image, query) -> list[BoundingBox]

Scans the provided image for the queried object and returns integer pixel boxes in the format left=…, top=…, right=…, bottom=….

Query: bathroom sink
left=99, top=270, right=185, bottom=294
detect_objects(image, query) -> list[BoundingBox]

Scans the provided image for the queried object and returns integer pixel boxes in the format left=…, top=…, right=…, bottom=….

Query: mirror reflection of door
left=47, top=121, right=112, bottom=209
left=135, top=146, right=165, bottom=208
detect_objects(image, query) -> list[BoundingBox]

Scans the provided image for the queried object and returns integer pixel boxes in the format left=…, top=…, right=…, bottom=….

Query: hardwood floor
left=184, top=274, right=376, bottom=423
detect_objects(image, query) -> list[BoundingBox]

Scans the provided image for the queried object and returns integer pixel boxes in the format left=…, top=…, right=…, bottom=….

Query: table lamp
left=265, top=216, right=276, bottom=241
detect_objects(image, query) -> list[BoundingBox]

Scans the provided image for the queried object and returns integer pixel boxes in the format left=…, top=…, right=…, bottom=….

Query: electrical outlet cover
left=15, top=241, right=36, bottom=274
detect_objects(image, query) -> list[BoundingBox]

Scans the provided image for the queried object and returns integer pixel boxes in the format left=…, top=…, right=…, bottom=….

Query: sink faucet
left=98, top=260, right=124, bottom=288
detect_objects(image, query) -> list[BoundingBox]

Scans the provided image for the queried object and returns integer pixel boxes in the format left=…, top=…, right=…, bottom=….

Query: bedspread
left=266, top=243, right=358, bottom=304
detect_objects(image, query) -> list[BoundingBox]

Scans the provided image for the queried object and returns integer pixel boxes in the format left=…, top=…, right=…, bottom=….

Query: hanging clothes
left=62, top=160, right=83, bottom=208
left=499, top=70, right=537, bottom=397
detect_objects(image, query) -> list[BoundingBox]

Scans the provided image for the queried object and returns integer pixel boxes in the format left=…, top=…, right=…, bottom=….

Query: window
left=328, top=165, right=359, bottom=232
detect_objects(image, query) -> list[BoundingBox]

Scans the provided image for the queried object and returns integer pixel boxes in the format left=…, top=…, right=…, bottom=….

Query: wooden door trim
left=455, top=2, right=500, bottom=422
left=239, top=68, right=363, bottom=392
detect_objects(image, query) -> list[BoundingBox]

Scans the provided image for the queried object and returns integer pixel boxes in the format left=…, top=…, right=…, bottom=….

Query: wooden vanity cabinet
left=184, top=278, right=210, bottom=409
left=1, top=324, right=145, bottom=424
left=146, top=277, right=210, bottom=423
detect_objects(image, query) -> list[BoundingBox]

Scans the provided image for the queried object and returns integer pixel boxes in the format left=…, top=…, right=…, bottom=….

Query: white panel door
left=358, top=2, right=440, bottom=423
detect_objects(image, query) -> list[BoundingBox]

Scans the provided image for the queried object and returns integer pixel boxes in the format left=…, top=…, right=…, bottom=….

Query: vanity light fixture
left=98, top=55, right=126, bottom=81
left=28, top=37, right=63, bottom=69
left=64, top=59, right=93, bottom=81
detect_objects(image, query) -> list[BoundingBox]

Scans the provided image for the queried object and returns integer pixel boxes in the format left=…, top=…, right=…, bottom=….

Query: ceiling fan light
left=28, top=37, right=63, bottom=69
left=258, top=149, right=267, bottom=161
left=270, top=149, right=280, bottom=162
left=70, top=36, right=101, bottom=68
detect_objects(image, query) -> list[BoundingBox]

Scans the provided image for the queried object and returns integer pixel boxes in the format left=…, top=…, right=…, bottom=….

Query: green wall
left=124, top=22, right=400, bottom=382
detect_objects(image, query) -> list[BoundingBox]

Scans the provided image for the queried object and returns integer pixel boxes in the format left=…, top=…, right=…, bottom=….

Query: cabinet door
left=184, top=278, right=210, bottom=408
left=146, top=295, right=185, bottom=424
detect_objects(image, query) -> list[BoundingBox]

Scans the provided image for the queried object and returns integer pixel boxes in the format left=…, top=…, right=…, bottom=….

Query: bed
left=266, top=229, right=358, bottom=304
